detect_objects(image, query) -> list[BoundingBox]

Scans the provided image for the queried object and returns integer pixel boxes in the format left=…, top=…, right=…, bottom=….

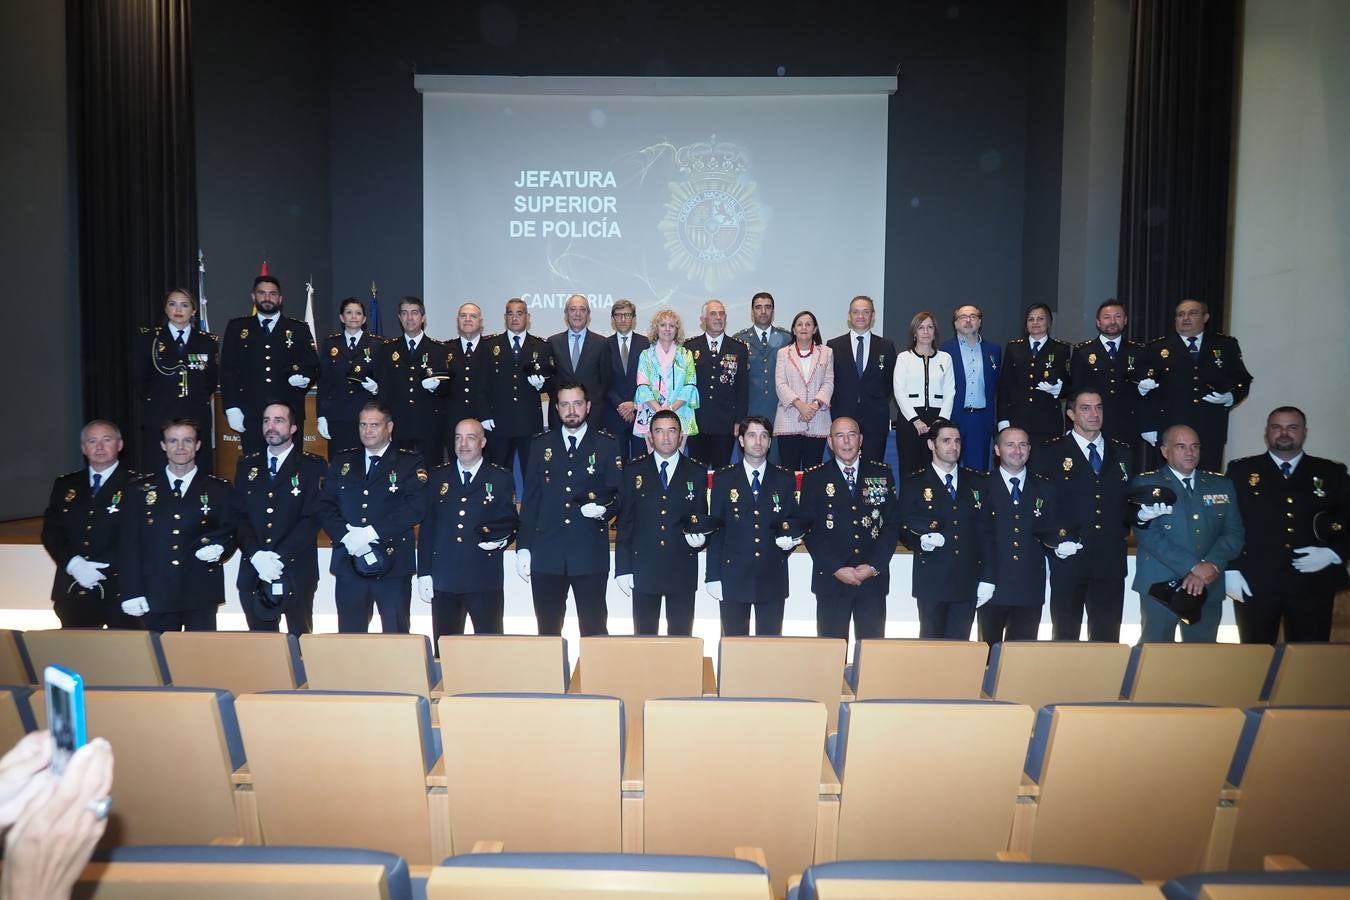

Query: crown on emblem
left=674, top=136, right=749, bottom=179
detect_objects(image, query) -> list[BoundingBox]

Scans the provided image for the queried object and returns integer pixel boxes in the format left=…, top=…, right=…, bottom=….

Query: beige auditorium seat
left=792, top=859, right=1160, bottom=899
left=983, top=641, right=1130, bottom=709
left=160, top=631, right=304, bottom=693
left=848, top=638, right=988, bottom=700
left=1263, top=643, right=1350, bottom=706
left=438, top=635, right=568, bottom=695
left=299, top=633, right=438, bottom=696
left=0, top=686, right=34, bottom=753
left=22, top=629, right=167, bottom=686
left=718, top=637, right=847, bottom=735
left=1121, top=643, right=1274, bottom=708
left=0, top=629, right=33, bottom=685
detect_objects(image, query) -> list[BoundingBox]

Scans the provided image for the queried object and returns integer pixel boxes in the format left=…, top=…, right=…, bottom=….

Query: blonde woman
left=892, top=310, right=955, bottom=473
left=774, top=311, right=834, bottom=470
left=634, top=309, right=700, bottom=444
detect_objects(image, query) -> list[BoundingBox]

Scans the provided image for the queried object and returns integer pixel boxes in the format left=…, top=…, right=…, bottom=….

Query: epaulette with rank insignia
left=531, top=429, right=551, bottom=440
left=301, top=451, right=326, bottom=464
left=139, top=325, right=154, bottom=335
left=960, top=465, right=988, bottom=478
left=1146, top=335, right=1167, bottom=345
left=715, top=463, right=738, bottom=473
left=205, top=332, right=219, bottom=342
left=1107, top=437, right=1132, bottom=451
left=725, top=334, right=748, bottom=347
left=485, top=462, right=511, bottom=475
left=203, top=474, right=232, bottom=488
left=1009, top=337, right=1028, bottom=345
left=326, top=331, right=344, bottom=340
left=1074, top=338, right=1097, bottom=349
left=803, top=463, right=826, bottom=474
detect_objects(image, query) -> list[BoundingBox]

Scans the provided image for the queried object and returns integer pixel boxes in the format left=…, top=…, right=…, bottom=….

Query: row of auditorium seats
left=2, top=684, right=1347, bottom=891
left=57, top=845, right=1350, bottom=899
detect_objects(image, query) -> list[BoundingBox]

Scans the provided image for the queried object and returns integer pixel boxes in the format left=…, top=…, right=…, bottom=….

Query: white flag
left=304, top=277, right=318, bottom=345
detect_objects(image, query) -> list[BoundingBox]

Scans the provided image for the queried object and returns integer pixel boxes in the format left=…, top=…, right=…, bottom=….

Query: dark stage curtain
left=69, top=0, right=197, bottom=454
left=1117, top=0, right=1238, bottom=339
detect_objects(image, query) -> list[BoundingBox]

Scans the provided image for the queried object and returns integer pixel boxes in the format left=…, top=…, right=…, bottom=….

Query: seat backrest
left=717, top=636, right=846, bottom=735
left=1123, top=643, right=1274, bottom=707
left=1026, top=703, right=1245, bottom=881
left=160, top=632, right=303, bottom=693
left=850, top=639, right=988, bottom=700
left=22, top=629, right=167, bottom=686
left=985, top=642, right=1130, bottom=708
left=34, top=687, right=244, bottom=847
left=0, top=630, right=34, bottom=685
left=440, top=694, right=622, bottom=853
left=234, top=691, right=436, bottom=864
left=797, top=860, right=1149, bottom=900
left=643, top=697, right=824, bottom=899
left=1226, top=707, right=1350, bottom=871
left=1163, top=869, right=1350, bottom=900
left=0, top=686, right=35, bottom=752
left=427, top=852, right=771, bottom=899
left=299, top=634, right=434, bottom=697
left=1264, top=644, right=1350, bottom=706
left=575, top=637, right=703, bottom=728
left=833, top=700, right=1034, bottom=860
left=439, top=635, right=567, bottom=695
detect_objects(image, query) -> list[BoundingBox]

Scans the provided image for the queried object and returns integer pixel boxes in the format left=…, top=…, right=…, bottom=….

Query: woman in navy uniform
left=134, top=288, right=218, bottom=473
left=317, top=298, right=382, bottom=455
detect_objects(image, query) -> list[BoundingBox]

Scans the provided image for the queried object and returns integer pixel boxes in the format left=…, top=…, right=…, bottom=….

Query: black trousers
left=861, top=423, right=888, bottom=464
left=143, top=607, right=217, bottom=633
left=719, top=599, right=785, bottom=636
left=778, top=435, right=826, bottom=472
left=532, top=572, right=609, bottom=636
left=486, top=432, right=533, bottom=476
left=917, top=595, right=977, bottom=640
left=977, top=603, right=1043, bottom=647
left=815, top=588, right=886, bottom=640
left=243, top=583, right=316, bottom=636
left=334, top=575, right=411, bottom=633
left=895, top=407, right=941, bottom=477
left=1235, top=589, right=1334, bottom=643
left=688, top=433, right=734, bottom=469
left=1048, top=574, right=1124, bottom=642
left=633, top=591, right=696, bottom=636
left=432, top=590, right=505, bottom=644
left=54, top=591, right=143, bottom=630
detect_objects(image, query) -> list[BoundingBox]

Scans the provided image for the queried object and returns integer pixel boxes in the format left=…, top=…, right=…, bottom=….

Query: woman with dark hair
left=774, top=311, right=834, bottom=470
left=891, top=310, right=955, bottom=474
left=996, top=302, right=1070, bottom=446
left=134, top=288, right=218, bottom=472
left=316, top=297, right=383, bottom=454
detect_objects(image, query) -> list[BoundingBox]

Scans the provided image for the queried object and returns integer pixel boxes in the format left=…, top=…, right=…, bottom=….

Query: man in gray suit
left=547, top=294, right=611, bottom=429
left=733, top=291, right=791, bottom=463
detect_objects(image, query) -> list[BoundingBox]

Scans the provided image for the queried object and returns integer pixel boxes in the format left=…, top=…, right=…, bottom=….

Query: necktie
left=845, top=466, right=857, bottom=494
left=349, top=336, right=356, bottom=350
left=408, top=338, right=416, bottom=354
left=855, top=336, right=865, bottom=376
left=512, top=335, right=521, bottom=358
left=172, top=478, right=183, bottom=499
left=571, top=334, right=581, bottom=369
left=1187, top=336, right=1199, bottom=360
left=760, top=331, right=768, bottom=349
left=1185, top=475, right=1195, bottom=493
left=944, top=472, right=955, bottom=500
left=1280, top=461, right=1292, bottom=479
left=91, top=472, right=102, bottom=494
left=269, top=455, right=278, bottom=479
left=175, top=330, right=186, bottom=350
left=620, top=335, right=629, bottom=372
left=367, top=454, right=381, bottom=477
left=1032, top=340, right=1041, bottom=357
left=1088, top=442, right=1102, bottom=476
left=660, top=460, right=669, bottom=490
left=1010, top=476, right=1021, bottom=504
left=463, top=469, right=472, bottom=486
left=466, top=341, right=474, bottom=355
left=262, top=319, right=272, bottom=335
left=568, top=435, right=578, bottom=454
left=1106, top=340, right=1117, bottom=360
left=711, top=339, right=719, bottom=355
left=751, top=469, right=761, bottom=500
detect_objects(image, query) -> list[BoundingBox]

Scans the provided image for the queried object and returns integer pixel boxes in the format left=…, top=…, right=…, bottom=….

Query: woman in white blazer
left=892, top=310, right=955, bottom=474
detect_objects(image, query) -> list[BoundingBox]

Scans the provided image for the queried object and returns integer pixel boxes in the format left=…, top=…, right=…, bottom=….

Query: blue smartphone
left=44, top=664, right=86, bottom=775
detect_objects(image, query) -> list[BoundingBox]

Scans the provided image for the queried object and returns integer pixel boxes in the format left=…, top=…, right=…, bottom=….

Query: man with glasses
left=604, top=299, right=650, bottom=460
left=940, top=304, right=1001, bottom=471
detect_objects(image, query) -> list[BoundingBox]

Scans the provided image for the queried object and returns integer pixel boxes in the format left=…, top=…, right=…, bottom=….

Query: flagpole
left=197, top=249, right=209, bottom=332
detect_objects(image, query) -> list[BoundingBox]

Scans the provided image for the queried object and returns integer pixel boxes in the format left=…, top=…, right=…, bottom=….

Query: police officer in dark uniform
left=117, top=418, right=238, bottom=632
left=476, top=298, right=551, bottom=475
left=317, top=297, right=382, bottom=455
left=220, top=276, right=320, bottom=455
left=134, top=288, right=218, bottom=473
left=1225, top=406, right=1350, bottom=642
left=706, top=416, right=799, bottom=636
left=798, top=416, right=900, bottom=639
left=233, top=402, right=327, bottom=634
left=1029, top=388, right=1131, bottom=642
left=900, top=419, right=986, bottom=640
left=41, top=420, right=139, bottom=629
left=319, top=400, right=428, bottom=633
left=1136, top=298, right=1253, bottom=471
left=615, top=410, right=709, bottom=635
left=684, top=300, right=749, bottom=469
left=1067, top=300, right=1144, bottom=449
left=418, top=418, right=519, bottom=641
left=516, top=382, right=623, bottom=636
left=447, top=302, right=488, bottom=437
left=996, top=303, right=1070, bottom=447
left=377, top=296, right=450, bottom=465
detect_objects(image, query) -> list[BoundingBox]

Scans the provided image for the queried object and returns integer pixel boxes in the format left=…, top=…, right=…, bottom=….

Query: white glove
left=580, top=502, right=606, bottom=519
left=1136, top=502, right=1172, bottom=523
left=684, top=532, right=707, bottom=549
left=65, top=557, right=109, bottom=590
left=976, top=581, right=996, bottom=607
left=317, top=417, right=331, bottom=440
left=250, top=550, right=283, bottom=582
left=1141, top=430, right=1159, bottom=447
left=775, top=535, right=802, bottom=551
left=226, top=407, right=246, bottom=432
left=919, top=532, right=946, bottom=552
left=515, top=549, right=531, bottom=582
left=1036, top=380, right=1063, bottom=398
left=361, top=377, right=378, bottom=395
left=1224, top=570, right=1252, bottom=603
left=705, top=581, right=723, bottom=600
left=341, top=524, right=378, bottom=556
left=482, top=419, right=496, bottom=431
left=417, top=574, right=435, bottom=603
left=1054, top=541, right=1083, bottom=560
left=1292, top=546, right=1343, bottom=574
left=527, top=374, right=546, bottom=390
left=288, top=374, right=311, bottom=389
left=477, top=537, right=509, bottom=551
left=421, top=377, right=440, bottom=391
left=194, top=544, right=224, bottom=563
left=1137, top=378, right=1159, bottom=396
left=996, top=420, right=1011, bottom=432
left=121, top=596, right=149, bottom=617
left=1202, top=391, right=1235, bottom=407
left=616, top=573, right=634, bottom=595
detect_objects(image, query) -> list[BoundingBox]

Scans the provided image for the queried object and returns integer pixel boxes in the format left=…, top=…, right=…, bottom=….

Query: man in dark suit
left=317, top=297, right=383, bottom=455
left=547, top=295, right=610, bottom=429
left=996, top=303, right=1070, bottom=447
left=900, top=420, right=985, bottom=639
left=684, top=299, right=749, bottom=469
left=41, top=420, right=139, bottom=629
left=604, top=299, right=650, bottom=460
left=707, top=416, right=800, bottom=636
left=117, top=418, right=238, bottom=632
left=376, top=296, right=451, bottom=465
left=798, top=416, right=900, bottom=639
left=941, top=304, right=1002, bottom=472
left=828, top=295, right=898, bottom=464
left=1137, top=298, right=1253, bottom=471
left=233, top=402, right=327, bottom=635
left=477, top=298, right=551, bottom=475
left=417, top=418, right=519, bottom=641
left=1225, top=406, right=1350, bottom=642
left=134, top=288, right=218, bottom=473
left=517, top=381, right=623, bottom=636
left=219, top=275, right=320, bottom=455
left=733, top=291, right=792, bottom=464
left=1067, top=300, right=1145, bottom=450
left=1029, top=389, right=1131, bottom=641
left=319, top=401, right=428, bottom=633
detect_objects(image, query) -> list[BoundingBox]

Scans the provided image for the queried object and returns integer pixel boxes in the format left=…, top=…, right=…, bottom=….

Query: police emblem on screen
left=658, top=136, right=764, bottom=291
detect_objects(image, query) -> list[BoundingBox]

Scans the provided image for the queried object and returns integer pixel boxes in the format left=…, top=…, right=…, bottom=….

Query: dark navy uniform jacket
left=615, top=453, right=708, bottom=595
left=977, top=471, right=1059, bottom=606
left=997, top=337, right=1070, bottom=441
left=319, top=447, right=428, bottom=579
left=474, top=332, right=552, bottom=437
left=1067, top=337, right=1144, bottom=444
left=135, top=324, right=219, bottom=432
left=900, top=466, right=986, bottom=603
left=417, top=461, right=518, bottom=594
left=219, top=314, right=319, bottom=421
left=119, top=471, right=238, bottom=612
left=1138, top=332, right=1253, bottom=450
left=798, top=459, right=900, bottom=596
left=706, top=463, right=798, bottom=605
left=42, top=465, right=137, bottom=605
left=517, top=427, right=622, bottom=576
left=317, top=331, right=384, bottom=433
left=377, top=335, right=451, bottom=448
left=1030, top=434, right=1135, bottom=581
left=233, top=448, right=327, bottom=596
left=684, top=334, right=749, bottom=436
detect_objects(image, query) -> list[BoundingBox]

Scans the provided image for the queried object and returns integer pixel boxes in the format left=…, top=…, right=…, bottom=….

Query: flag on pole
left=304, top=276, right=318, bottom=345
left=196, top=248, right=210, bottom=332
left=369, top=281, right=383, bottom=336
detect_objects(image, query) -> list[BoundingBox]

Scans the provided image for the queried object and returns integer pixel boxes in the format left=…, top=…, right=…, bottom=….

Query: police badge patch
left=656, top=137, right=765, bottom=291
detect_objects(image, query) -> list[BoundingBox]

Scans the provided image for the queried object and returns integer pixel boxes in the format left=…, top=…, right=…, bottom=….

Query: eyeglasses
left=611, top=312, right=634, bottom=319
left=955, top=313, right=982, bottom=321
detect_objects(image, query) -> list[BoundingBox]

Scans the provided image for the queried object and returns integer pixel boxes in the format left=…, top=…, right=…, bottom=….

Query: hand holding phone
left=44, top=665, right=86, bottom=776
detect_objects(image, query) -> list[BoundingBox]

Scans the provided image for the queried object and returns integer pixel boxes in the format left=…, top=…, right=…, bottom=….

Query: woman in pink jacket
left=774, top=310, right=835, bottom=471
